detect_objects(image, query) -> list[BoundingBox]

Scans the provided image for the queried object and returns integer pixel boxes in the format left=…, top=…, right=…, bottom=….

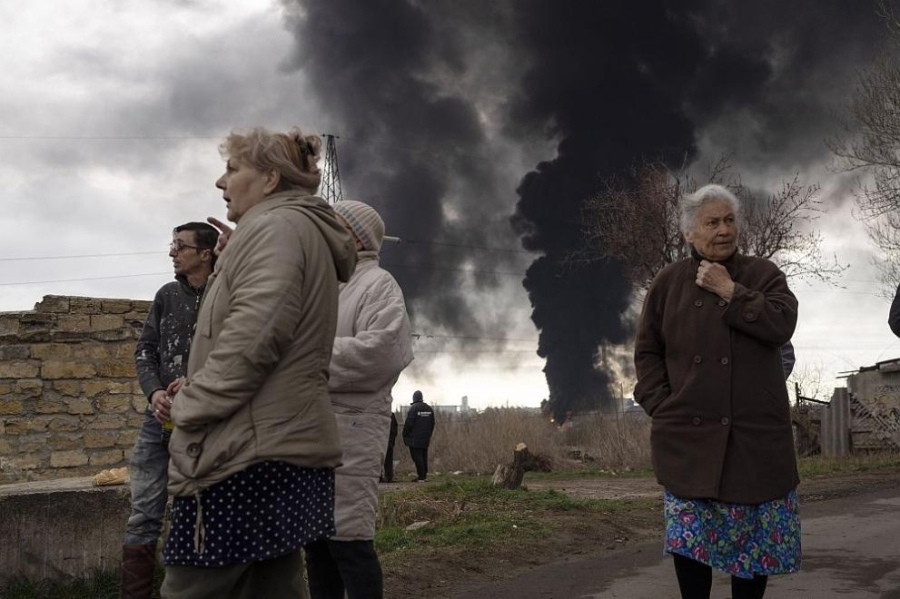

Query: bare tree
left=576, top=157, right=847, bottom=290
left=829, top=0, right=900, bottom=291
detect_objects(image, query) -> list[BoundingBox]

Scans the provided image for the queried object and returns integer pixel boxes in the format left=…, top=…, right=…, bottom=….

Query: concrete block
left=56, top=314, right=92, bottom=332
left=41, top=361, right=96, bottom=380
left=50, top=380, right=79, bottom=396
left=98, top=394, right=132, bottom=413
left=0, top=346, right=30, bottom=360
left=100, top=299, right=133, bottom=314
left=95, top=361, right=137, bottom=378
left=0, top=399, right=24, bottom=415
left=90, top=315, right=125, bottom=331
left=69, top=297, right=103, bottom=315
left=15, top=379, right=43, bottom=397
left=0, top=477, right=130, bottom=584
left=0, top=361, right=40, bottom=379
left=34, top=296, right=71, bottom=314
left=93, top=329, right=137, bottom=342
left=49, top=451, right=88, bottom=468
left=83, top=430, right=118, bottom=449
left=89, top=449, right=124, bottom=466
left=29, top=343, right=74, bottom=361
left=82, top=380, right=110, bottom=397
left=64, top=398, right=95, bottom=415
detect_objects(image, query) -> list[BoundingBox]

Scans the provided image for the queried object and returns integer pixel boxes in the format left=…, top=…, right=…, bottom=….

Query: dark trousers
left=383, top=438, right=395, bottom=482
left=305, top=539, right=383, bottom=599
left=161, top=548, right=306, bottom=599
left=409, top=447, right=428, bottom=480
left=672, top=554, right=768, bottom=599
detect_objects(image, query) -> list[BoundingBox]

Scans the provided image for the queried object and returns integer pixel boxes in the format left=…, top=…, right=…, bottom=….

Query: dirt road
left=384, top=469, right=900, bottom=598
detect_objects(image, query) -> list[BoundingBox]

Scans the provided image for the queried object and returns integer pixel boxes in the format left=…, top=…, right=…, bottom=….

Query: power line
left=0, top=132, right=539, bottom=171
left=0, top=238, right=531, bottom=263
left=0, top=135, right=222, bottom=140
left=0, top=273, right=169, bottom=287
left=413, top=349, right=538, bottom=354
left=381, top=262, right=525, bottom=277
left=0, top=251, right=161, bottom=262
left=397, top=239, right=532, bottom=255
left=412, top=333, right=536, bottom=342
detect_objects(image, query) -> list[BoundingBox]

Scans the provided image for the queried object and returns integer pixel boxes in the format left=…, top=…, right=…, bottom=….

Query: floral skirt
left=663, top=488, right=801, bottom=579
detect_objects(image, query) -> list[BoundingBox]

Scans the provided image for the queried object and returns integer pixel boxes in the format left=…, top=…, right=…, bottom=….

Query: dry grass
left=391, top=408, right=652, bottom=478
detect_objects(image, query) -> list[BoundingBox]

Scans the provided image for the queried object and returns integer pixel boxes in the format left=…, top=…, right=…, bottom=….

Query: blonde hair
left=219, top=126, right=322, bottom=194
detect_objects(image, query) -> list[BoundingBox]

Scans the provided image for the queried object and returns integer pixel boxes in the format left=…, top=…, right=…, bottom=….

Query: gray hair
left=679, top=184, right=741, bottom=234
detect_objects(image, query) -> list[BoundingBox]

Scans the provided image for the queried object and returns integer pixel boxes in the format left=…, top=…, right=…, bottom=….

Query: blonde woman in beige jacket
left=160, top=127, right=357, bottom=599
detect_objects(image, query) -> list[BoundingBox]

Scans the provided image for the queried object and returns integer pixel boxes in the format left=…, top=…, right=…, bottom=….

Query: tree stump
left=492, top=442, right=533, bottom=490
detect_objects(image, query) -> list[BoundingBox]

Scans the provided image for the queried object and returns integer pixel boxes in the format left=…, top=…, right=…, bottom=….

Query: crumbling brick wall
left=0, top=295, right=151, bottom=483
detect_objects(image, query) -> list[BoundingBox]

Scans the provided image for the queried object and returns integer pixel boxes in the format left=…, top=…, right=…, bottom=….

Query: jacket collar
left=175, top=274, right=206, bottom=296
left=689, top=246, right=745, bottom=279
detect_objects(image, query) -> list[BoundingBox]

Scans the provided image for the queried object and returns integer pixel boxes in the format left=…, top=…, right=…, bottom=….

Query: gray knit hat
left=333, top=200, right=385, bottom=252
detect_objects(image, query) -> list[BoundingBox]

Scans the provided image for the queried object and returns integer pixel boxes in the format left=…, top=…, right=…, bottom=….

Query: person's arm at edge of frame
left=889, top=281, right=900, bottom=338
left=781, top=340, right=796, bottom=380
left=135, top=289, right=167, bottom=404
left=402, top=404, right=416, bottom=442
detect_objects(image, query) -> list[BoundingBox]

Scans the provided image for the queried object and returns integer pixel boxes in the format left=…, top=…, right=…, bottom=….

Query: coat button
left=186, top=443, right=202, bottom=458
left=720, top=357, right=729, bottom=365
left=721, top=417, right=730, bottom=426
left=718, top=299, right=727, bottom=307
left=694, top=299, right=703, bottom=307
left=692, top=417, right=702, bottom=426
left=693, top=355, right=702, bottom=364
left=744, top=312, right=757, bottom=321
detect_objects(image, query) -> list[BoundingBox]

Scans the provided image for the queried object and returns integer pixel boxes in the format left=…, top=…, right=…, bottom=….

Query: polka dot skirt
left=163, top=461, right=335, bottom=567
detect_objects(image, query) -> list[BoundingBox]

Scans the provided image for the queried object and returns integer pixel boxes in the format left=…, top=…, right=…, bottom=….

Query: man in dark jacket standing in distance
left=403, top=390, right=435, bottom=482
left=120, top=222, right=218, bottom=599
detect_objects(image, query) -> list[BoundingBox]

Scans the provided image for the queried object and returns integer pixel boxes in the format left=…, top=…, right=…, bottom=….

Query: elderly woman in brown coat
left=634, top=183, right=800, bottom=599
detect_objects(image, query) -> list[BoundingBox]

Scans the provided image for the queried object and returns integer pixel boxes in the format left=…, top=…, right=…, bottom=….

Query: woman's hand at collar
left=696, top=260, right=735, bottom=301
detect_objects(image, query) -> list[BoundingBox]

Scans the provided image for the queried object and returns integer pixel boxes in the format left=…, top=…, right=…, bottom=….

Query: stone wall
left=0, top=295, right=151, bottom=484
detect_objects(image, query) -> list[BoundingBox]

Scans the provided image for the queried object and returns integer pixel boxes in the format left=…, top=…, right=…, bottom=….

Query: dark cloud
left=688, top=0, right=884, bottom=171
left=283, top=0, right=889, bottom=422
left=281, top=0, right=527, bottom=339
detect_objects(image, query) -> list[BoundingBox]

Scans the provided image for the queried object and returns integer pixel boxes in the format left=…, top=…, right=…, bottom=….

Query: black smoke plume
left=283, top=0, right=885, bottom=422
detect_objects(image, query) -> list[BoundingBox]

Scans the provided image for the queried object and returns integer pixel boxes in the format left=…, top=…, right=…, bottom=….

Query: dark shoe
left=121, top=544, right=156, bottom=599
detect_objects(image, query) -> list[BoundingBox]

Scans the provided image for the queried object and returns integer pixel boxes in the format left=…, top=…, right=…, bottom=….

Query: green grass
left=374, top=477, right=655, bottom=565
left=523, top=466, right=656, bottom=481
left=798, top=452, right=900, bottom=477
left=0, top=570, right=120, bottom=599
left=0, top=567, right=164, bottom=599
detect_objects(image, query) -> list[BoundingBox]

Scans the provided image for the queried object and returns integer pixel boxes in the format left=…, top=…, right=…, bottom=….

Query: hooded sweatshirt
left=167, top=190, right=357, bottom=497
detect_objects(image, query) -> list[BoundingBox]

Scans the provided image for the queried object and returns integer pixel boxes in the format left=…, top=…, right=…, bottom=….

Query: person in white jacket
left=305, top=200, right=414, bottom=599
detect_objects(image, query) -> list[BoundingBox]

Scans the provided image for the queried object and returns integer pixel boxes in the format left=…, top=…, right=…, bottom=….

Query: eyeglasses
left=169, top=240, right=204, bottom=252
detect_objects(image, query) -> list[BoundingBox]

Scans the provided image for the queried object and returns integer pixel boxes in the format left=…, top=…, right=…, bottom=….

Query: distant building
left=398, top=395, right=475, bottom=420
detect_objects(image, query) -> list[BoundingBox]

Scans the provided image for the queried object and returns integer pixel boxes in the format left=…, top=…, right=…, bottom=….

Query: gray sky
left=1, top=1, right=898, bottom=409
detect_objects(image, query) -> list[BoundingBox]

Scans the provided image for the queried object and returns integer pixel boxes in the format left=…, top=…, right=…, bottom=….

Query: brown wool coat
left=634, top=252, right=799, bottom=504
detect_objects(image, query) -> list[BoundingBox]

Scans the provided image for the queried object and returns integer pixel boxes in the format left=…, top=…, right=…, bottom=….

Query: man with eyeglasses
left=120, top=222, right=218, bottom=599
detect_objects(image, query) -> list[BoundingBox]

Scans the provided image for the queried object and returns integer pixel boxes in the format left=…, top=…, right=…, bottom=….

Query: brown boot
left=121, top=544, right=156, bottom=599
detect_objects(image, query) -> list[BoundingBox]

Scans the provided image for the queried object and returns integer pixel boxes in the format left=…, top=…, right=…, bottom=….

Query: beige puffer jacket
left=167, top=191, right=356, bottom=498
left=328, top=253, right=413, bottom=540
